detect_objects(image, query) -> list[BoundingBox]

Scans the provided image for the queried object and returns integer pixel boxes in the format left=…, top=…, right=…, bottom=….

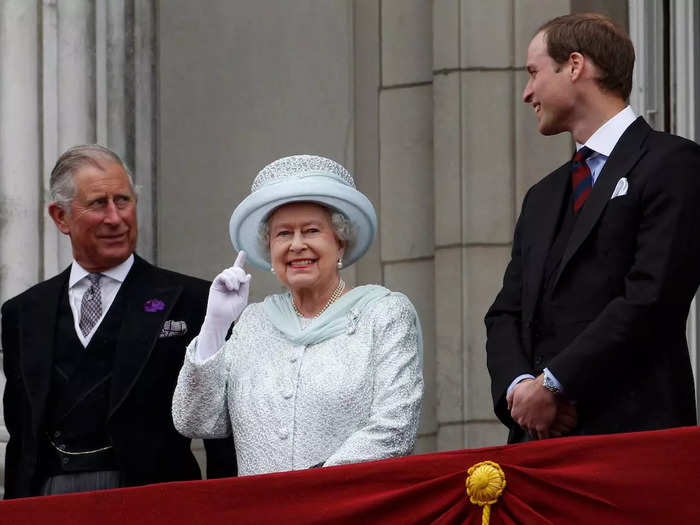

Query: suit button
left=53, top=430, right=62, bottom=438
left=62, top=457, right=69, bottom=465
left=282, top=391, right=292, bottom=399
left=534, top=355, right=544, bottom=367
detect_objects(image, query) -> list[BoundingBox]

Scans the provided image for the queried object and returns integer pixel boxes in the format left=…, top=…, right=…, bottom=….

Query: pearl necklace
left=292, top=278, right=346, bottom=318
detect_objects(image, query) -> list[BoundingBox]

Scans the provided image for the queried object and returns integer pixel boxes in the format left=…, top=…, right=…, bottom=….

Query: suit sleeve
left=1, top=300, right=22, bottom=499
left=485, top=190, right=537, bottom=427
left=548, top=141, right=700, bottom=402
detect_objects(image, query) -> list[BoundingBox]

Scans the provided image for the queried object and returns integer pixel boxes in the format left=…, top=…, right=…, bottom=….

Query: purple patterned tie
left=572, top=146, right=595, bottom=213
left=79, top=274, right=103, bottom=336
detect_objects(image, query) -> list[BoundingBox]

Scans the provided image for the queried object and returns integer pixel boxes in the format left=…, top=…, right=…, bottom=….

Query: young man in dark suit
left=486, top=13, right=700, bottom=443
left=1, top=145, right=236, bottom=497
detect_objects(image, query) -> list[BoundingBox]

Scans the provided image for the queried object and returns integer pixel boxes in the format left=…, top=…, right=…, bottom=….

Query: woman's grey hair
left=49, top=144, right=136, bottom=211
left=258, top=204, right=354, bottom=261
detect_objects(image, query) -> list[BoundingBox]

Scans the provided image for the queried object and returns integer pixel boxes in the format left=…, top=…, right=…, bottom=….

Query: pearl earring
left=270, top=266, right=275, bottom=273
left=337, top=258, right=343, bottom=269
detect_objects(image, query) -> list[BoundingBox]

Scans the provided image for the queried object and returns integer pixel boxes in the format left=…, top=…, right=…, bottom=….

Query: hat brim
left=229, top=177, right=377, bottom=270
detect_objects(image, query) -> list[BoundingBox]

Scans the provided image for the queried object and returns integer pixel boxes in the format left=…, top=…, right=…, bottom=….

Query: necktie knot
left=573, top=146, right=594, bottom=164
left=87, top=273, right=102, bottom=286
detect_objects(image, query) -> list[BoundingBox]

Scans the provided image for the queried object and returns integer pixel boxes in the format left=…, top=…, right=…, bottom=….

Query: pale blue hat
left=229, top=155, right=378, bottom=270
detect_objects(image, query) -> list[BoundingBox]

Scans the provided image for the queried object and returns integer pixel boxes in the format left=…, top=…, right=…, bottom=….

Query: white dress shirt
left=509, top=106, right=638, bottom=396
left=68, top=254, right=134, bottom=347
left=577, top=104, right=638, bottom=185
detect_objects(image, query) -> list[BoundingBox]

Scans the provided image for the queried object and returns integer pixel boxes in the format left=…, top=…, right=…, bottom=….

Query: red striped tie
left=572, top=146, right=595, bottom=213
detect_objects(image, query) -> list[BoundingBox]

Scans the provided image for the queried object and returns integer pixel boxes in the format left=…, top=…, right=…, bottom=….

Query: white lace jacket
left=172, top=292, right=423, bottom=476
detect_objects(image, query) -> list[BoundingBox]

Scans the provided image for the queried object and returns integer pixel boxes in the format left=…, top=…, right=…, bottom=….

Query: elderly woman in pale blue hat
left=173, top=155, right=423, bottom=476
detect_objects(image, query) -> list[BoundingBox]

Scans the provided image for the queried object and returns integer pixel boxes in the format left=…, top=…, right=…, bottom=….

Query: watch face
left=543, top=376, right=559, bottom=393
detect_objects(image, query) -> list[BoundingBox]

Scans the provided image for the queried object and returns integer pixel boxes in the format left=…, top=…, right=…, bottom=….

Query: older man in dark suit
left=1, top=144, right=236, bottom=498
left=486, top=13, right=700, bottom=443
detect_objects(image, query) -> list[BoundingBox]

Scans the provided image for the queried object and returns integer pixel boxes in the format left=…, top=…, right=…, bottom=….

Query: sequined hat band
left=252, top=155, right=355, bottom=192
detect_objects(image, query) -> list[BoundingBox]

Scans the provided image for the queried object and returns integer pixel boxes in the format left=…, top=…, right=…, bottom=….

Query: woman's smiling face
left=268, top=202, right=344, bottom=293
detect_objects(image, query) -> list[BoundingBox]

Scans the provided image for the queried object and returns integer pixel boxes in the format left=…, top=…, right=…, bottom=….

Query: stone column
left=433, top=0, right=572, bottom=451
left=42, top=0, right=62, bottom=277
left=0, top=1, right=42, bottom=299
left=379, top=0, right=437, bottom=453
left=353, top=0, right=382, bottom=286
left=0, top=0, right=157, bottom=495
left=57, top=0, right=97, bottom=148
left=104, top=0, right=132, bottom=160
left=0, top=0, right=42, bottom=498
left=132, top=0, right=157, bottom=262
left=52, top=0, right=97, bottom=270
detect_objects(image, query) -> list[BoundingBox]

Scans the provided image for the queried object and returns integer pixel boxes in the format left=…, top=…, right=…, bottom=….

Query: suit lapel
left=523, top=164, right=570, bottom=321
left=20, top=268, right=69, bottom=436
left=552, top=117, right=650, bottom=289
left=109, top=256, right=183, bottom=418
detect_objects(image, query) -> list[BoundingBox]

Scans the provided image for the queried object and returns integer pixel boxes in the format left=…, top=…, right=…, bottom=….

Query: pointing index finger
left=233, top=250, right=247, bottom=270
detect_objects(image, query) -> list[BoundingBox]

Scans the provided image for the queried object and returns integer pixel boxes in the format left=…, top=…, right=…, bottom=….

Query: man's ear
left=48, top=202, right=71, bottom=235
left=568, top=51, right=585, bottom=82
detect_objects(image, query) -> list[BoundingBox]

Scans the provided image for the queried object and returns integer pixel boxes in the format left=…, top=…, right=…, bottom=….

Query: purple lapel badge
left=144, top=299, right=165, bottom=312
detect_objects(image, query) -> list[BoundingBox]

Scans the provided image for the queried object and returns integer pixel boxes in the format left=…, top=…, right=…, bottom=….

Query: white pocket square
left=159, top=320, right=188, bottom=338
left=611, top=177, right=628, bottom=199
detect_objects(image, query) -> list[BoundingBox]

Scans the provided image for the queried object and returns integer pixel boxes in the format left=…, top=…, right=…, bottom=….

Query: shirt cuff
left=507, top=374, right=536, bottom=396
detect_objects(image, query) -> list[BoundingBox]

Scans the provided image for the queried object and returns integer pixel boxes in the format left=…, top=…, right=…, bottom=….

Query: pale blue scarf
left=263, top=285, right=423, bottom=361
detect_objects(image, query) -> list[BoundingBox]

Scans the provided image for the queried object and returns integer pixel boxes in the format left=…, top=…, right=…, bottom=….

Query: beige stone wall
left=378, top=0, right=437, bottom=452
left=157, top=1, right=579, bottom=461
left=158, top=0, right=356, bottom=472
left=432, top=0, right=573, bottom=449
left=0, top=0, right=679, bottom=498
left=158, top=0, right=632, bottom=466
left=353, top=0, right=575, bottom=451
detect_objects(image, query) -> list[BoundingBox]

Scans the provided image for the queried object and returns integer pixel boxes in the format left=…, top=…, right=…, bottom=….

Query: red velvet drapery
left=3, top=426, right=699, bottom=524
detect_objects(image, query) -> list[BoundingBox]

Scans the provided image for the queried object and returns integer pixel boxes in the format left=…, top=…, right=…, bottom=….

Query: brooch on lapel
left=160, top=320, right=188, bottom=338
left=144, top=299, right=165, bottom=312
left=346, top=308, right=361, bottom=335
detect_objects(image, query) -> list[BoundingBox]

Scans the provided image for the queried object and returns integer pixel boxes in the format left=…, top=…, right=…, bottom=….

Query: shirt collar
left=69, top=254, right=135, bottom=288
left=576, top=105, right=637, bottom=157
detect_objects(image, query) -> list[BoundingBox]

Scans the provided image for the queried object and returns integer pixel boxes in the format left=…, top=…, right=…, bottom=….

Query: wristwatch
left=542, top=374, right=562, bottom=395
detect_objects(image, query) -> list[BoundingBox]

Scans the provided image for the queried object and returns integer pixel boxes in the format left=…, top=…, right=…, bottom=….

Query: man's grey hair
left=258, top=204, right=355, bottom=261
left=49, top=144, right=136, bottom=211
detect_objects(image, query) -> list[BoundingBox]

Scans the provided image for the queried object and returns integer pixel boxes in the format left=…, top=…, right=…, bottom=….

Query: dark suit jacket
left=1, top=255, right=236, bottom=498
left=485, top=118, right=700, bottom=442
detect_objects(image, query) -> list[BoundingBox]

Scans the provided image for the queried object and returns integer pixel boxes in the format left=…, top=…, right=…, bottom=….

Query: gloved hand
left=196, top=251, right=251, bottom=361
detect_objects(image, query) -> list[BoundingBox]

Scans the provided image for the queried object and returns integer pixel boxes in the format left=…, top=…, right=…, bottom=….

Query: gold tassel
left=466, top=461, right=506, bottom=525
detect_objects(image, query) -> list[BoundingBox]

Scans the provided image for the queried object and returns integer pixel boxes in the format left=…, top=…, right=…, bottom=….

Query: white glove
left=196, top=251, right=251, bottom=361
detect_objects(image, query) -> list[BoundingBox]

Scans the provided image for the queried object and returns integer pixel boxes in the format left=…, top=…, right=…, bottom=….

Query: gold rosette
left=466, top=461, right=506, bottom=525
